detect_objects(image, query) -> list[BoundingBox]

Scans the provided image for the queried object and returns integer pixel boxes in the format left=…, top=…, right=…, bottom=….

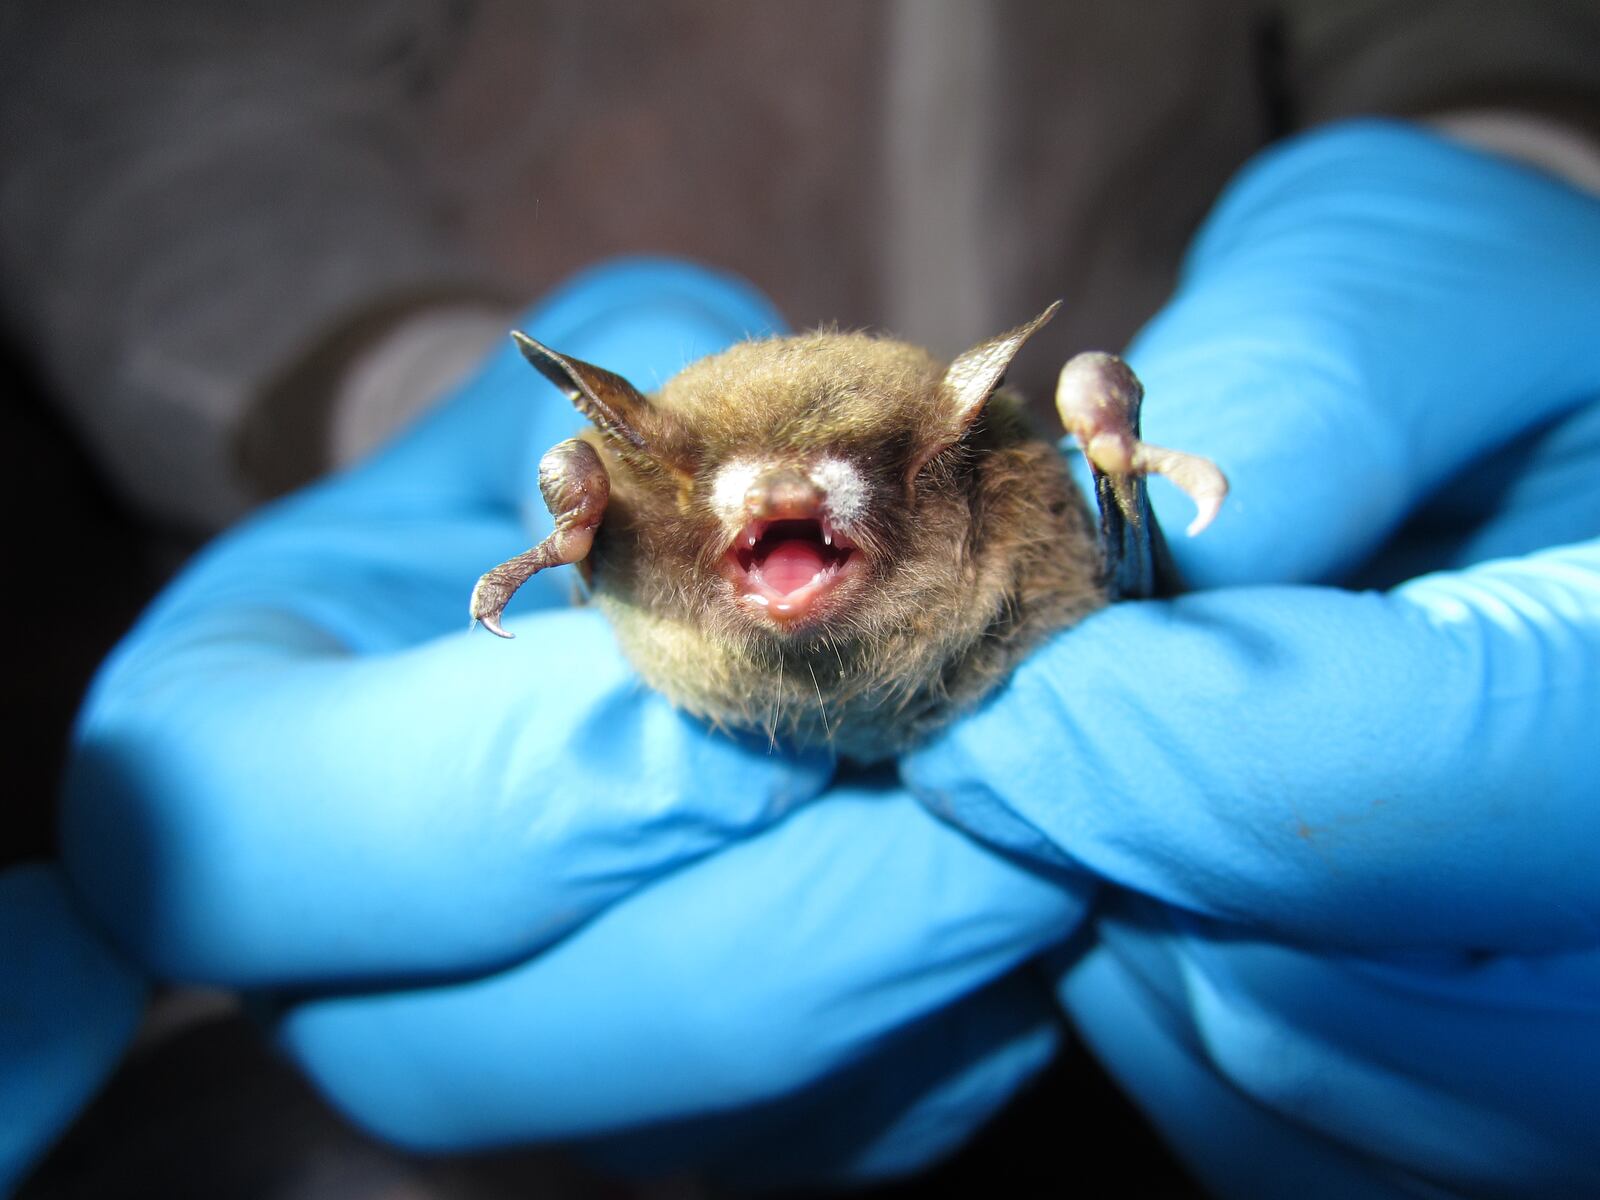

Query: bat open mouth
left=724, top=517, right=859, bottom=623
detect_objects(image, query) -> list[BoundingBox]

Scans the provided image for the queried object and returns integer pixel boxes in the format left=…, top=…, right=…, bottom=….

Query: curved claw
left=1131, top=444, right=1229, bottom=536
left=470, top=569, right=525, bottom=638
left=1056, top=352, right=1229, bottom=536
left=468, top=438, right=611, bottom=638
left=471, top=603, right=516, bottom=640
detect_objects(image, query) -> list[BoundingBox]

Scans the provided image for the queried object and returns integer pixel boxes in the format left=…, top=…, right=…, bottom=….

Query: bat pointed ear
left=511, top=331, right=653, bottom=452
left=940, top=300, right=1061, bottom=429
left=910, top=301, right=1061, bottom=482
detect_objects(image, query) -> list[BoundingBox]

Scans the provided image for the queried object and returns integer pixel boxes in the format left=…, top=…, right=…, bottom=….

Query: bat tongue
left=760, top=539, right=828, bottom=595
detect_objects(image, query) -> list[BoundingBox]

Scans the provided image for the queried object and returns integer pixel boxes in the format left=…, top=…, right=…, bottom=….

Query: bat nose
left=746, top=468, right=823, bottom=519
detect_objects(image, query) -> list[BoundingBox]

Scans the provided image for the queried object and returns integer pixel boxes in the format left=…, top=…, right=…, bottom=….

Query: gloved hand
left=62, top=259, right=1085, bottom=1185
left=904, top=120, right=1600, bottom=1197
left=279, top=775, right=1086, bottom=1184
left=1, top=864, right=145, bottom=1195
left=62, top=259, right=835, bottom=987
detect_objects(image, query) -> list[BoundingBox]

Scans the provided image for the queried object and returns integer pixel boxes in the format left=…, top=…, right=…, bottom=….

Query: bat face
left=473, top=306, right=1226, bottom=761
left=629, top=333, right=994, bottom=647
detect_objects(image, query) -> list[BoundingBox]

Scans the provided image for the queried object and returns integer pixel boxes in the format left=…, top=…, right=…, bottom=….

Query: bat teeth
left=733, top=518, right=775, bottom=555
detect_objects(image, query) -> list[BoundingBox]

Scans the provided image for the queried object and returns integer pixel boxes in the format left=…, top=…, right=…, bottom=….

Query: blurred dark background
left=3, top=1, right=1598, bottom=1196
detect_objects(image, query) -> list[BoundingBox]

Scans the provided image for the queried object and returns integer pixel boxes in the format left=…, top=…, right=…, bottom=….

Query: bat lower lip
left=733, top=557, right=859, bottom=622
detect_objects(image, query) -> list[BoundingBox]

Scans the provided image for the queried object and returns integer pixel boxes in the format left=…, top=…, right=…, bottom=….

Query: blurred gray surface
left=7, top=1, right=1597, bottom=528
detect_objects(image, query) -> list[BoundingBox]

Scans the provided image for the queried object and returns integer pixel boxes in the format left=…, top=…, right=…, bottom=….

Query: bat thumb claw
left=1185, top=495, right=1224, bottom=537
left=477, top=615, right=515, bottom=639
left=1134, top=445, right=1229, bottom=537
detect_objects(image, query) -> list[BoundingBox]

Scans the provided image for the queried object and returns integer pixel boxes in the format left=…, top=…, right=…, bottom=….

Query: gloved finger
left=1116, top=121, right=1600, bottom=589
left=1, top=864, right=146, bottom=1194
left=125, top=476, right=561, bottom=652
left=584, top=968, right=1062, bottom=1189
left=1351, top=395, right=1600, bottom=588
left=276, top=779, right=1088, bottom=1150
left=65, top=608, right=831, bottom=987
left=328, top=257, right=785, bottom=518
left=1055, top=894, right=1600, bottom=1198
left=905, top=536, right=1600, bottom=953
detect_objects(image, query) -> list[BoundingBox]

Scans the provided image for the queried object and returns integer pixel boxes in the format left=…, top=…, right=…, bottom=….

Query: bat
left=470, top=302, right=1225, bottom=762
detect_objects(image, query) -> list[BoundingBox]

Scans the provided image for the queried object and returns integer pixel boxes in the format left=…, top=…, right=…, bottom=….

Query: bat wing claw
left=1057, top=352, right=1228, bottom=598
left=476, top=613, right=515, bottom=639
left=468, top=438, right=611, bottom=637
left=1130, top=444, right=1229, bottom=536
left=469, top=579, right=517, bottom=638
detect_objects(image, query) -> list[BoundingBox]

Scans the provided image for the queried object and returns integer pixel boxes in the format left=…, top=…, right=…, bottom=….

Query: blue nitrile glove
left=279, top=775, right=1086, bottom=1186
left=1, top=864, right=145, bottom=1195
left=62, top=259, right=1085, bottom=1183
left=904, top=120, right=1600, bottom=1197
left=62, top=259, right=837, bottom=987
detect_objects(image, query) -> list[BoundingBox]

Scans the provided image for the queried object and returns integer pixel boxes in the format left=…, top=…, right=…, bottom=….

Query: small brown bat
left=470, top=303, right=1224, bottom=762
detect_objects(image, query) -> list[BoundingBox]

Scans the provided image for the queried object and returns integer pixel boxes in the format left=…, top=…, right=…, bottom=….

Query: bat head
left=515, top=304, right=1062, bottom=644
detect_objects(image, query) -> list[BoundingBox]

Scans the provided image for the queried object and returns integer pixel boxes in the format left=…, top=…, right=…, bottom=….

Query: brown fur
left=580, top=331, right=1105, bottom=762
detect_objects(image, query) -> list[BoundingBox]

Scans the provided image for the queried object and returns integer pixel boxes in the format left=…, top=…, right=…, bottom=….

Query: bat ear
left=511, top=331, right=654, bottom=453
left=913, top=301, right=1061, bottom=479
left=942, top=300, right=1061, bottom=428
